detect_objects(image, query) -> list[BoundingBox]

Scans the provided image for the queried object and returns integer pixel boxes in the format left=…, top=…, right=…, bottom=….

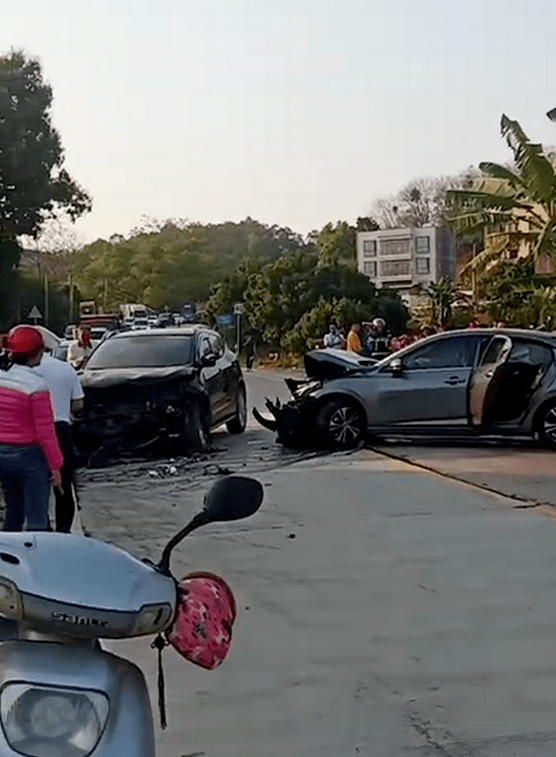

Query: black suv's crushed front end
left=75, top=367, right=205, bottom=463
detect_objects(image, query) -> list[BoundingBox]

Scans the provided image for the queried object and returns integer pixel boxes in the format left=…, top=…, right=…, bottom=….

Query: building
left=356, top=226, right=456, bottom=305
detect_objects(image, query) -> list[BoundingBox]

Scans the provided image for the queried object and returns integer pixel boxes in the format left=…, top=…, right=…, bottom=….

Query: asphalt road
left=74, top=368, right=556, bottom=757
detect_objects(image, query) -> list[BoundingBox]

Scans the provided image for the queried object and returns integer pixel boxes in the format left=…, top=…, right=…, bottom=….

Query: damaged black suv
left=75, top=326, right=246, bottom=462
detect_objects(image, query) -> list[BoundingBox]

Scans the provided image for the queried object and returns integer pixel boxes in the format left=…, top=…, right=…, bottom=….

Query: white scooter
left=0, top=475, right=263, bottom=756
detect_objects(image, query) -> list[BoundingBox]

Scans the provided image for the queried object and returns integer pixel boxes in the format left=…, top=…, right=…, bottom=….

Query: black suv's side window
left=199, top=334, right=213, bottom=358
left=208, top=332, right=224, bottom=358
left=402, top=336, right=480, bottom=370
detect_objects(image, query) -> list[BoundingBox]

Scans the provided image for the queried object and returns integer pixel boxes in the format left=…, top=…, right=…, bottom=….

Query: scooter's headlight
left=0, top=683, right=109, bottom=757
left=0, top=578, right=23, bottom=621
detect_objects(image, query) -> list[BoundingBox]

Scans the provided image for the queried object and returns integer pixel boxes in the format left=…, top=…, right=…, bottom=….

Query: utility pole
left=233, top=302, right=244, bottom=356
left=68, top=271, right=74, bottom=323
left=471, top=242, right=477, bottom=308
left=44, top=273, right=49, bottom=327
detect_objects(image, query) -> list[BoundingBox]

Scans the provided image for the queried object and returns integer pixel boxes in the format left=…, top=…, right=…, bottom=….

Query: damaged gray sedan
left=254, top=329, right=556, bottom=449
left=75, top=327, right=246, bottom=463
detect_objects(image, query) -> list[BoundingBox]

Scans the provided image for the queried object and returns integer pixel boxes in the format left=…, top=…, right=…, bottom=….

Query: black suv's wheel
left=317, top=398, right=366, bottom=449
left=537, top=401, right=556, bottom=446
left=182, top=405, right=210, bottom=452
left=227, top=385, right=247, bottom=434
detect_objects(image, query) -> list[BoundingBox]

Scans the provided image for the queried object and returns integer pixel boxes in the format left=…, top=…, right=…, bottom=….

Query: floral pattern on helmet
left=167, top=572, right=237, bottom=670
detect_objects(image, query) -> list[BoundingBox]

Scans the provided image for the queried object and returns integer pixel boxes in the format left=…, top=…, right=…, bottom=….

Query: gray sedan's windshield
left=86, top=335, right=195, bottom=369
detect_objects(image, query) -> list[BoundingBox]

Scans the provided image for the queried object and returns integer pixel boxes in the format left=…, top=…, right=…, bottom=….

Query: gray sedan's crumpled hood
left=80, top=365, right=197, bottom=390
left=303, top=349, right=377, bottom=381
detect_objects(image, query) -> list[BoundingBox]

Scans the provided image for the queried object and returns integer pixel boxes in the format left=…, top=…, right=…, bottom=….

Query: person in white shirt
left=323, top=323, right=344, bottom=349
left=67, top=327, right=93, bottom=370
left=34, top=352, right=84, bottom=532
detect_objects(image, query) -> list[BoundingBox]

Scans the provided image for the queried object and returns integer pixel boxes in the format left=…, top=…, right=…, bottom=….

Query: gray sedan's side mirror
left=389, top=358, right=403, bottom=375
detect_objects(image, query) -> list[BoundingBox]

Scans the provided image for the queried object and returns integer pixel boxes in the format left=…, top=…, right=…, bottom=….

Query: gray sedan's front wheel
left=537, top=401, right=556, bottom=446
left=317, top=398, right=366, bottom=449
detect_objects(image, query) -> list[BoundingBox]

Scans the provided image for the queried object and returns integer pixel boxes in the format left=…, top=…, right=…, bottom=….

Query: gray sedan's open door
left=469, top=335, right=513, bottom=426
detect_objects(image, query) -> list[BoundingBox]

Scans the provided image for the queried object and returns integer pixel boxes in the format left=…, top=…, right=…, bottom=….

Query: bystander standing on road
left=67, top=327, right=93, bottom=370
left=323, top=323, right=344, bottom=349
left=34, top=351, right=84, bottom=532
left=0, top=327, right=63, bottom=531
left=346, top=322, right=363, bottom=354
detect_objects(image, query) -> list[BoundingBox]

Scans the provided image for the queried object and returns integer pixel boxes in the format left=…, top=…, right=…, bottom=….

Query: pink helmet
left=167, top=572, right=237, bottom=670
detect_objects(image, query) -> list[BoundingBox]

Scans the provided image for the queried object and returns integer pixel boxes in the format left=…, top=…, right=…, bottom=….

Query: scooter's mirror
left=202, top=476, right=264, bottom=522
left=157, top=476, right=264, bottom=575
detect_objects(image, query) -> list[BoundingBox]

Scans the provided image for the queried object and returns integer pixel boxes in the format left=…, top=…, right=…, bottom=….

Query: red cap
left=2, top=326, right=45, bottom=358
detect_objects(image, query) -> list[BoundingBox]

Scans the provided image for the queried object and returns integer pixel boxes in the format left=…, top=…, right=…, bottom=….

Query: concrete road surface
left=86, top=448, right=556, bottom=757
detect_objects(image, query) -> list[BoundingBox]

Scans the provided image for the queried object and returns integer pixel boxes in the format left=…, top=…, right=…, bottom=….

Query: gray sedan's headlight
left=295, top=381, right=321, bottom=400
left=1, top=683, right=109, bottom=756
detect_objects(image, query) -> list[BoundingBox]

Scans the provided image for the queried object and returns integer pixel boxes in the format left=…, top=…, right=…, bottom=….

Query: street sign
left=28, top=306, right=43, bottom=322
left=233, top=303, right=244, bottom=315
left=216, top=314, right=235, bottom=328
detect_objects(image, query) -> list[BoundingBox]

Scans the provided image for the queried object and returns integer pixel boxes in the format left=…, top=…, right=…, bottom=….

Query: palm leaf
left=459, top=241, right=512, bottom=274
left=479, top=162, right=526, bottom=191
left=445, top=188, right=522, bottom=211
left=500, top=115, right=556, bottom=202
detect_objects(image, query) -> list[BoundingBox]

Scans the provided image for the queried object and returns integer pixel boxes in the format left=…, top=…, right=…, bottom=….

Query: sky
left=3, top=0, right=556, bottom=243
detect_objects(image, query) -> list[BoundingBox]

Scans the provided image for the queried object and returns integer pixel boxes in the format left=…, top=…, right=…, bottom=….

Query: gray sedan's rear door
left=469, top=335, right=513, bottom=426
left=368, top=335, right=480, bottom=426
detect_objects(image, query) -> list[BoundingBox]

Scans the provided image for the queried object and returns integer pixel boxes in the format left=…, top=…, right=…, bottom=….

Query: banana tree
left=445, top=114, right=556, bottom=273
left=421, top=277, right=459, bottom=328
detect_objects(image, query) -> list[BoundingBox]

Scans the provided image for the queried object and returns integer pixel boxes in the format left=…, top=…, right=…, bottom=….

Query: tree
left=420, top=277, right=458, bottom=328
left=315, top=221, right=357, bottom=265
left=245, top=246, right=407, bottom=350
left=74, top=218, right=306, bottom=312
left=356, top=216, right=380, bottom=232
left=371, top=172, right=477, bottom=229
left=477, top=258, right=556, bottom=329
left=0, top=50, right=91, bottom=238
left=0, top=49, right=91, bottom=325
left=445, top=114, right=556, bottom=274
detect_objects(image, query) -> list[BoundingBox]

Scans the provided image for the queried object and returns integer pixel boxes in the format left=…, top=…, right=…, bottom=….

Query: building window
left=363, top=240, right=377, bottom=257
left=381, top=238, right=410, bottom=256
left=363, top=261, right=377, bottom=277
left=415, top=236, right=430, bottom=254
left=416, top=257, right=430, bottom=274
left=380, top=260, right=410, bottom=277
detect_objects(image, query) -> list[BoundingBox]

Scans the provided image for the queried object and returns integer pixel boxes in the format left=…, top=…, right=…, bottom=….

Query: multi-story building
left=356, top=226, right=456, bottom=304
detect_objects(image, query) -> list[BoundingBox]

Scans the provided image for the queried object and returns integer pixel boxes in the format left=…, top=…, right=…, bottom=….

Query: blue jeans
left=0, top=444, right=50, bottom=531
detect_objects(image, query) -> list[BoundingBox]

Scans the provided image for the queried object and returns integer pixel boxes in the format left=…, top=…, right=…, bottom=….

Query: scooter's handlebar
left=0, top=532, right=177, bottom=639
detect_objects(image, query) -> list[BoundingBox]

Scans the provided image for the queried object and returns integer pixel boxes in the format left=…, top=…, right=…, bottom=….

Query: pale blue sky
left=3, top=0, right=556, bottom=242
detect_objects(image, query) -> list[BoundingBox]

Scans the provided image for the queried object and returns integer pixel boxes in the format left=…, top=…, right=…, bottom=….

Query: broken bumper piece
left=253, top=397, right=310, bottom=446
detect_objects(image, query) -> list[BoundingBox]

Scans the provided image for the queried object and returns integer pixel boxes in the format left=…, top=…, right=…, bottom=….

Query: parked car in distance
left=131, top=317, right=149, bottom=331
left=89, top=326, right=109, bottom=343
left=75, top=326, right=247, bottom=463
left=254, top=329, right=556, bottom=449
left=52, top=340, right=71, bottom=363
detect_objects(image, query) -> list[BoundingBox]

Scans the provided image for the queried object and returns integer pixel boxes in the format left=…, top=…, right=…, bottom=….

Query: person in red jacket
left=0, top=326, right=63, bottom=531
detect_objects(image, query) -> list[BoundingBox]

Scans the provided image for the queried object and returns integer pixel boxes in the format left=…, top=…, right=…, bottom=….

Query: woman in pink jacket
left=0, top=326, right=63, bottom=531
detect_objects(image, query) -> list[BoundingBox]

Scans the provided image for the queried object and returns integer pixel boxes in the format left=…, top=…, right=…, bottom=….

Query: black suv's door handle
left=445, top=377, right=465, bottom=385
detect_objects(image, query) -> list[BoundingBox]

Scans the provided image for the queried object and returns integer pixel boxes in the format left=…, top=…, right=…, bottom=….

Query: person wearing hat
left=0, top=326, right=63, bottom=531
left=67, top=326, right=93, bottom=370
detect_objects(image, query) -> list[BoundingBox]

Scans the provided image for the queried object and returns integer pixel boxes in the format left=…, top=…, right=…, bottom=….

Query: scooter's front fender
left=0, top=640, right=155, bottom=757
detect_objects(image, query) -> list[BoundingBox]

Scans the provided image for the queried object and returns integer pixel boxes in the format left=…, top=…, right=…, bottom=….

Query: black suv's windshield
left=86, top=335, right=195, bottom=369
